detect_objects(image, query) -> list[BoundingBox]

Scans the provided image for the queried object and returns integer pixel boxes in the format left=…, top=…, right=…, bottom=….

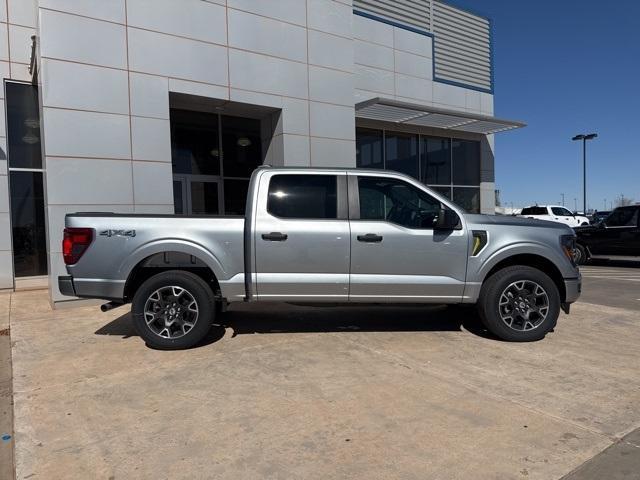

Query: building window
left=6, top=82, right=47, bottom=278
left=355, top=128, right=481, bottom=213
left=170, top=110, right=262, bottom=215
left=356, top=127, right=383, bottom=169
left=385, top=132, right=419, bottom=178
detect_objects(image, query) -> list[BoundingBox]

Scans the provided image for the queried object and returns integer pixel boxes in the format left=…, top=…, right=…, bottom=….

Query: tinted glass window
left=356, top=128, right=384, bottom=169
left=10, top=171, right=47, bottom=276
left=173, top=181, right=183, bottom=214
left=190, top=181, right=219, bottom=214
left=6, top=82, right=41, bottom=169
left=421, top=137, right=451, bottom=185
left=452, top=139, right=480, bottom=185
left=521, top=206, right=548, bottom=216
left=358, top=177, right=442, bottom=229
left=430, top=185, right=452, bottom=200
left=385, top=132, right=419, bottom=178
left=171, top=110, right=220, bottom=175
left=551, top=207, right=573, bottom=216
left=223, top=179, right=249, bottom=215
left=268, top=175, right=337, bottom=219
left=606, top=207, right=639, bottom=227
left=221, top=115, right=261, bottom=178
left=453, top=187, right=480, bottom=213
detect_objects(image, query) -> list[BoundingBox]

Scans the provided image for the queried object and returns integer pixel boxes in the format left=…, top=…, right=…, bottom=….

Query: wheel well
left=123, top=252, right=221, bottom=302
left=484, top=254, right=567, bottom=302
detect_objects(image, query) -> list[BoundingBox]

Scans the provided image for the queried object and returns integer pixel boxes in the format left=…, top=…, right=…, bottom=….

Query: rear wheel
left=132, top=271, right=215, bottom=349
left=477, top=266, right=560, bottom=342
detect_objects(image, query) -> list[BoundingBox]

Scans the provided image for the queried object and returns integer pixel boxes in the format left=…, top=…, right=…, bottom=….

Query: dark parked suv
left=573, top=205, right=640, bottom=264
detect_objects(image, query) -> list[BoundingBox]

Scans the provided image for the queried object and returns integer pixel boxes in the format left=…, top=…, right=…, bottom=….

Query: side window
left=267, top=174, right=337, bottom=219
left=521, top=206, right=547, bottom=216
left=552, top=207, right=572, bottom=216
left=358, top=176, right=442, bottom=229
left=606, top=208, right=638, bottom=227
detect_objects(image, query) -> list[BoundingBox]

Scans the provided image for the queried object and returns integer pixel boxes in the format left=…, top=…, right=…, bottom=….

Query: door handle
left=262, top=232, right=288, bottom=241
left=357, top=233, right=383, bottom=243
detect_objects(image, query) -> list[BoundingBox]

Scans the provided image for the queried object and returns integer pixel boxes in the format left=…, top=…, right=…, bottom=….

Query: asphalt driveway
left=5, top=284, right=640, bottom=479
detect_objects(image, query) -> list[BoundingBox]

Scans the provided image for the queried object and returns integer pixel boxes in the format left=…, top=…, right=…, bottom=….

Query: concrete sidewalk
left=6, top=290, right=640, bottom=479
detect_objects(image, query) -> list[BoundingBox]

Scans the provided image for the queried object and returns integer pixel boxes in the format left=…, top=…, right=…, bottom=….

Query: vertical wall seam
left=305, top=0, right=311, bottom=166
left=124, top=0, right=135, bottom=206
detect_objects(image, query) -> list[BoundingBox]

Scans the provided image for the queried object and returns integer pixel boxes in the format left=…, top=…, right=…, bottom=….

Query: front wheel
left=132, top=271, right=215, bottom=349
left=477, top=266, right=560, bottom=342
left=573, top=244, right=588, bottom=265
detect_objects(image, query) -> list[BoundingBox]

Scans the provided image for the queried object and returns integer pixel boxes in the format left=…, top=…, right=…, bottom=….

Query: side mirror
left=434, top=208, right=460, bottom=230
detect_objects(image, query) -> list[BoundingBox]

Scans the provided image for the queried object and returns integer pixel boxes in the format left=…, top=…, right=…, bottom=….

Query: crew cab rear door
left=253, top=171, right=350, bottom=301
left=347, top=173, right=468, bottom=302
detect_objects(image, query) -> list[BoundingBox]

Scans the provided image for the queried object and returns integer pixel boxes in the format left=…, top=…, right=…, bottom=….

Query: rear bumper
left=58, top=276, right=76, bottom=297
left=58, top=275, right=125, bottom=302
left=563, top=275, right=582, bottom=304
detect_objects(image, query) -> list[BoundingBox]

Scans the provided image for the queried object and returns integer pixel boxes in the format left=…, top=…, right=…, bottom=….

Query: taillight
left=63, top=228, right=94, bottom=265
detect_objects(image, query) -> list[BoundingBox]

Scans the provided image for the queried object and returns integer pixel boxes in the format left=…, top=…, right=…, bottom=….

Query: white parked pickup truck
left=519, top=205, right=590, bottom=227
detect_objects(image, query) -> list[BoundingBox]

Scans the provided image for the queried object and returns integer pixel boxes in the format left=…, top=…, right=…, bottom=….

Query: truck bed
left=65, top=213, right=246, bottom=301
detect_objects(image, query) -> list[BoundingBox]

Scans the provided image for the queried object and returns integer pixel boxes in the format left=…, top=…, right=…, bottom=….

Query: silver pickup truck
left=59, top=167, right=581, bottom=349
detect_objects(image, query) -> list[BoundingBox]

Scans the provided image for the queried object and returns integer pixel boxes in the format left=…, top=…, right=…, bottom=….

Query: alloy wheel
left=498, top=280, right=549, bottom=331
left=143, top=286, right=199, bottom=339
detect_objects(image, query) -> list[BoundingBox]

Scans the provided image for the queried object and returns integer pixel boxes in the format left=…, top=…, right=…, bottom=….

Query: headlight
left=560, top=234, right=577, bottom=266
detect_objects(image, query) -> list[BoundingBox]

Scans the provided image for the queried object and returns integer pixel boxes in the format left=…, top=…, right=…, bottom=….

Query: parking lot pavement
left=6, top=280, right=640, bottom=480
left=579, top=260, right=640, bottom=310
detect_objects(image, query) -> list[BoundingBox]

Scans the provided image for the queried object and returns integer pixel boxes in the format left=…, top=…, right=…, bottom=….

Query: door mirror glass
left=434, top=208, right=460, bottom=230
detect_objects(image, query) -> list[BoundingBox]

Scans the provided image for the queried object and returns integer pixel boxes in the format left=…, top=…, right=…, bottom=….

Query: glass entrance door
left=170, top=109, right=261, bottom=216
left=173, top=176, right=222, bottom=215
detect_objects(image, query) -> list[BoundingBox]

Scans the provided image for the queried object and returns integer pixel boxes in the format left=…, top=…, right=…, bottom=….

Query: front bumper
left=563, top=274, right=582, bottom=304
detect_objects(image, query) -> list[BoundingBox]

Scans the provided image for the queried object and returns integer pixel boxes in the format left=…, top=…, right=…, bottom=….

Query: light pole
left=572, top=133, right=597, bottom=214
left=561, top=193, right=565, bottom=206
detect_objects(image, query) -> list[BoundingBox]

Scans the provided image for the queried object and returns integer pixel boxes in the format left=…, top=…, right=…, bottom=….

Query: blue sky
left=449, top=0, right=640, bottom=211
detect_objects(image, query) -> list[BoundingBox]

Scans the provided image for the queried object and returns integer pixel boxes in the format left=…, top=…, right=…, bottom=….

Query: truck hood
left=464, top=214, right=572, bottom=231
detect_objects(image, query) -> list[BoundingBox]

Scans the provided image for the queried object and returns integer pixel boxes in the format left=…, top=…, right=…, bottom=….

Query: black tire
left=573, top=243, right=588, bottom=265
left=580, top=222, right=589, bottom=226
left=131, top=270, right=215, bottom=350
left=477, top=265, right=560, bottom=342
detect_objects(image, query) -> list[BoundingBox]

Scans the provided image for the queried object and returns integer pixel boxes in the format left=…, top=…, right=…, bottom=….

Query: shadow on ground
left=95, top=303, right=495, bottom=348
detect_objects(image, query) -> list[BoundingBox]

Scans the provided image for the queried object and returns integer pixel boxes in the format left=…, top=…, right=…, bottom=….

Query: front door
left=348, top=174, right=468, bottom=301
left=594, top=207, right=640, bottom=256
left=254, top=172, right=350, bottom=301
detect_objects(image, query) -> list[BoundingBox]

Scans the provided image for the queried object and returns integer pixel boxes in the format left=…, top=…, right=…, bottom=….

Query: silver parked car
left=59, top=167, right=581, bottom=349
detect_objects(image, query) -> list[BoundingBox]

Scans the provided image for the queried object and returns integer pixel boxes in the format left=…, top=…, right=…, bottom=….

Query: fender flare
left=119, top=238, right=228, bottom=287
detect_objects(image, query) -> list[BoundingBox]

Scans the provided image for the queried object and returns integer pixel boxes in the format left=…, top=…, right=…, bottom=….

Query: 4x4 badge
left=100, top=229, right=136, bottom=238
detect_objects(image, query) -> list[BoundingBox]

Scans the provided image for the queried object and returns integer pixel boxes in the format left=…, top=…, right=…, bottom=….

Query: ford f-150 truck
left=59, top=167, right=581, bottom=349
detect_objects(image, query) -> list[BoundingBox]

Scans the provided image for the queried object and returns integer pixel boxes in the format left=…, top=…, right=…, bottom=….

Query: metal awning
left=355, top=98, right=526, bottom=134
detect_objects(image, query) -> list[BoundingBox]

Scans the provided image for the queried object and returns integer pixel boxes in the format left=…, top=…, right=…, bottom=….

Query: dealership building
left=0, top=0, right=524, bottom=303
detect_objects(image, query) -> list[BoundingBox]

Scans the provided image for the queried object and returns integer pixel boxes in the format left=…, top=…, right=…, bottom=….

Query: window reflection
left=385, top=132, right=419, bottom=178
left=355, top=128, right=481, bottom=213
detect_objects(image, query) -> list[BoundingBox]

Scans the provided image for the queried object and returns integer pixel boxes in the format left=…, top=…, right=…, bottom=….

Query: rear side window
left=267, top=174, right=337, bottom=219
left=521, top=206, right=547, bottom=215
left=606, top=207, right=639, bottom=227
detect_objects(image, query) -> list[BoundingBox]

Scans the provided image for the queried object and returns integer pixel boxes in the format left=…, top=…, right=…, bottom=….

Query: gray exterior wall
left=0, top=0, right=499, bottom=300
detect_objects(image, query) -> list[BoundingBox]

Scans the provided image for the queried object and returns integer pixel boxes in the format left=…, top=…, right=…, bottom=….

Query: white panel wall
left=33, top=0, right=356, bottom=302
